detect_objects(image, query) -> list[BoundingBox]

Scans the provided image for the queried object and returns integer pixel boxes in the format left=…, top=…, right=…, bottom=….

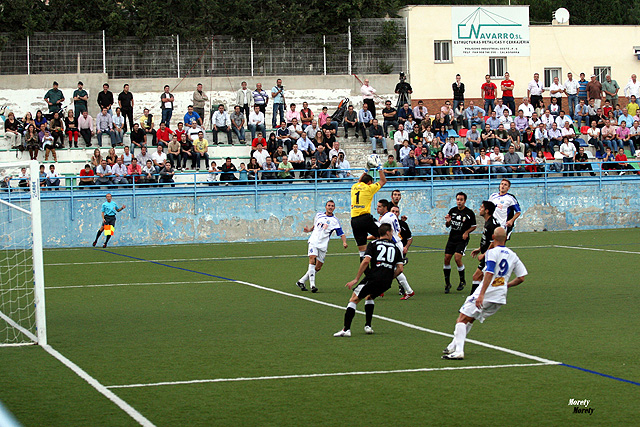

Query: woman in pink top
left=616, top=121, right=631, bottom=153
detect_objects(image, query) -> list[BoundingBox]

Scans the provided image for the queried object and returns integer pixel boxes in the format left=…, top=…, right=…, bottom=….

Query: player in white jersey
left=296, top=200, right=348, bottom=293
left=442, top=227, right=527, bottom=360
left=489, top=178, right=521, bottom=238
left=375, top=199, right=415, bottom=299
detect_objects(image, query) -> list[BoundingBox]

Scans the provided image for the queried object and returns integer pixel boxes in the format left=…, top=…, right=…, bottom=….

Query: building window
left=434, top=41, right=452, bottom=63
left=489, top=58, right=506, bottom=79
left=594, top=66, right=611, bottom=82
left=544, top=68, right=562, bottom=89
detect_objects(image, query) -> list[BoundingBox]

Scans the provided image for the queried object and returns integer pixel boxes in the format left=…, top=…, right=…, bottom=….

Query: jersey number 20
left=377, top=245, right=396, bottom=263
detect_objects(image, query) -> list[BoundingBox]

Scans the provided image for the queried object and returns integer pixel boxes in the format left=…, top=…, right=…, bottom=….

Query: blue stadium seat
left=447, top=129, right=459, bottom=138
left=576, top=138, right=588, bottom=147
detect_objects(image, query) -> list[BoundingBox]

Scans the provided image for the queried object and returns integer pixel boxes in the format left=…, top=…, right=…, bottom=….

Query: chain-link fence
left=0, top=18, right=406, bottom=78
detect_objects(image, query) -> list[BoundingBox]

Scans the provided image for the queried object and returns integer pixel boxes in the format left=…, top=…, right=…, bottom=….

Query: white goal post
left=0, top=160, right=46, bottom=346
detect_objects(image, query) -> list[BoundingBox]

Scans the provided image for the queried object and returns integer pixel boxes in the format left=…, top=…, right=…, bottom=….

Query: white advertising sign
left=452, top=6, right=530, bottom=57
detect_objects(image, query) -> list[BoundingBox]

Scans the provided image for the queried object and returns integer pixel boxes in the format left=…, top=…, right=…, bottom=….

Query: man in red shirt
left=79, top=164, right=95, bottom=187
left=614, top=147, right=636, bottom=175
left=501, top=72, right=515, bottom=116
left=174, top=122, right=186, bottom=143
left=481, top=74, right=497, bottom=115
left=300, top=101, right=314, bottom=128
left=156, top=122, right=174, bottom=148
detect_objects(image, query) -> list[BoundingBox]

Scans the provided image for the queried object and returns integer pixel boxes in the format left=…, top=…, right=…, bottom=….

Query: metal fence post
left=250, top=38, right=254, bottom=77
left=323, top=35, right=327, bottom=76
left=404, top=17, right=409, bottom=74
left=26, top=36, right=30, bottom=75
left=347, top=21, right=352, bottom=75
left=102, top=30, right=106, bottom=74
left=176, top=34, right=181, bottom=78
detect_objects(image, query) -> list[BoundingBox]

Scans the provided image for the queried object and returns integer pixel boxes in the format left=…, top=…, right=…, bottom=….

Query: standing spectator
left=549, top=76, right=565, bottom=110
left=357, top=103, right=374, bottom=142
left=78, top=164, right=95, bottom=187
left=112, top=157, right=128, bottom=186
left=360, top=78, right=377, bottom=118
left=4, top=112, right=21, bottom=149
left=44, top=81, right=65, bottom=115
left=517, top=98, right=535, bottom=118
left=184, top=105, right=202, bottom=127
left=252, top=83, right=269, bottom=115
left=129, top=123, right=146, bottom=154
left=248, top=105, right=266, bottom=141
left=113, top=107, right=125, bottom=146
left=452, top=74, right=465, bottom=111
left=564, top=72, right=580, bottom=118
left=118, top=84, right=134, bottom=132
left=231, top=105, right=246, bottom=144
left=586, top=75, right=603, bottom=108
left=481, top=74, right=497, bottom=114
left=602, top=75, right=620, bottom=108
left=96, top=107, right=116, bottom=148
left=343, top=105, right=358, bottom=138
left=155, top=122, right=173, bottom=148
left=72, top=81, right=88, bottom=118
left=527, top=73, right=545, bottom=110
left=577, top=73, right=588, bottom=103
left=501, top=72, right=515, bottom=115
left=624, top=74, right=640, bottom=100
left=271, top=78, right=285, bottom=128
left=78, top=110, right=94, bottom=147
left=46, top=164, right=60, bottom=188
left=139, top=108, right=156, bottom=145
left=300, top=102, right=314, bottom=128
left=192, top=83, right=208, bottom=123
left=192, top=131, right=210, bottom=170
left=236, top=81, right=252, bottom=122
left=160, top=85, right=175, bottom=127
left=219, top=157, right=238, bottom=182
left=97, top=83, right=114, bottom=115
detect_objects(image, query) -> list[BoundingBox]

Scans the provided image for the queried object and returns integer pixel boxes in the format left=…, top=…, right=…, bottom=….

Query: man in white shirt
left=211, top=104, right=233, bottom=145
left=547, top=122, right=563, bottom=154
left=587, top=121, right=604, bottom=154
left=555, top=111, right=573, bottom=129
left=186, top=122, right=203, bottom=142
left=489, top=146, right=507, bottom=174
left=443, top=137, right=459, bottom=160
left=248, top=105, right=266, bottom=141
left=526, top=73, right=545, bottom=109
left=549, top=76, right=565, bottom=110
left=151, top=144, right=167, bottom=172
left=393, top=123, right=409, bottom=158
left=337, top=152, right=352, bottom=179
left=624, top=74, right=640, bottom=99
left=253, top=143, right=270, bottom=166
left=305, top=119, right=321, bottom=140
left=236, top=81, right=252, bottom=121
left=517, top=98, right=534, bottom=118
left=111, top=157, right=128, bottom=186
left=288, top=118, right=303, bottom=142
left=328, top=140, right=346, bottom=160
left=535, top=123, right=548, bottom=149
left=288, top=143, right=305, bottom=177
left=499, top=109, right=513, bottom=127
left=540, top=109, right=554, bottom=129
left=493, top=98, right=511, bottom=117
left=528, top=112, right=541, bottom=129
left=564, top=72, right=580, bottom=118
left=629, top=120, right=640, bottom=155
left=559, top=137, right=576, bottom=176
left=361, top=79, right=377, bottom=118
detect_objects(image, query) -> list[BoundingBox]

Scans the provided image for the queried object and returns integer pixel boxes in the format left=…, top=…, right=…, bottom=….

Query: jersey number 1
left=354, top=191, right=360, bottom=204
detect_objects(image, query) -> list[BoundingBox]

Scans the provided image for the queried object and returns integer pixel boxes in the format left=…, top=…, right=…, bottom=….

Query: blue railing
left=1, top=161, right=638, bottom=219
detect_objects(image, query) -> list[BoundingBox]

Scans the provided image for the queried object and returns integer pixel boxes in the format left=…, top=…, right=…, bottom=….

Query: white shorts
left=459, top=295, right=502, bottom=323
left=308, top=245, right=327, bottom=263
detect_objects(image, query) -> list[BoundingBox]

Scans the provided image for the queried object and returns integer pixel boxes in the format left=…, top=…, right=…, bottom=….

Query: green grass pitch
left=1, top=228, right=638, bottom=426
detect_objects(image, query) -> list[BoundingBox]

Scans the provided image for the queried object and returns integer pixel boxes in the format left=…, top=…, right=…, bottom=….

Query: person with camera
left=271, top=79, right=285, bottom=128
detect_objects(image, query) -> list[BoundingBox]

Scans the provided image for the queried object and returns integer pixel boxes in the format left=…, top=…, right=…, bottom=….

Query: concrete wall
left=400, top=5, right=640, bottom=102
left=2, top=181, right=638, bottom=248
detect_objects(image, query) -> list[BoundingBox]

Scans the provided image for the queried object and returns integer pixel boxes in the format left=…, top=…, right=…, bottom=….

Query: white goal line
left=46, top=280, right=228, bottom=290
left=106, top=362, right=559, bottom=390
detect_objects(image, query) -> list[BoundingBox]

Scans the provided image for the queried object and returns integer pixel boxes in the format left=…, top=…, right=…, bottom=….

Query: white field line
left=107, top=362, right=558, bottom=389
left=0, top=342, right=34, bottom=348
left=554, top=244, right=640, bottom=255
left=41, top=344, right=156, bottom=427
left=46, top=280, right=227, bottom=290
left=44, top=245, right=552, bottom=267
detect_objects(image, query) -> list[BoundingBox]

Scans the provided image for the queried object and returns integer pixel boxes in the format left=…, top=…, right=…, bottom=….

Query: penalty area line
left=106, top=362, right=558, bottom=389
left=554, top=245, right=640, bottom=255
left=46, top=280, right=227, bottom=290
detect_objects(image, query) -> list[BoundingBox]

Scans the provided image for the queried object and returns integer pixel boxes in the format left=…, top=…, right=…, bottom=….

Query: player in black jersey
left=443, top=192, right=477, bottom=293
left=469, top=200, right=500, bottom=295
left=334, top=224, right=404, bottom=337
left=391, top=206, right=412, bottom=296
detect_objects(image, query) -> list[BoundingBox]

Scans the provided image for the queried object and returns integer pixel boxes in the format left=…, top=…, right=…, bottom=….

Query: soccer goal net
left=0, top=161, right=46, bottom=346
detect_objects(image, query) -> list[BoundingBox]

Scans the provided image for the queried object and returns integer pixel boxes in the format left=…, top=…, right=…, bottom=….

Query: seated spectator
left=252, top=142, right=270, bottom=167
left=486, top=111, right=500, bottom=131
left=369, top=119, right=386, bottom=154
left=106, top=147, right=118, bottom=165
left=574, top=146, right=595, bottom=176
left=523, top=126, right=539, bottom=154
left=489, top=146, right=507, bottom=175
left=504, top=144, right=525, bottom=177
left=78, top=110, right=94, bottom=147
left=555, top=110, right=573, bottom=129
left=318, top=106, right=338, bottom=133
left=288, top=143, right=305, bottom=176
left=167, top=135, right=182, bottom=169
left=343, top=105, right=358, bottom=138
left=151, top=144, right=167, bottom=172
left=231, top=105, right=246, bottom=144
left=587, top=121, right=605, bottom=155
left=465, top=124, right=482, bottom=158
left=207, top=162, right=220, bottom=186
left=381, top=100, right=398, bottom=137
left=113, top=107, right=125, bottom=146
left=480, top=126, right=496, bottom=150
left=433, top=151, right=448, bottom=177
left=450, top=153, right=463, bottom=176
left=452, top=101, right=465, bottom=131
left=127, top=157, right=142, bottom=184
left=78, top=164, right=95, bottom=187
left=4, top=112, right=21, bottom=149
left=614, top=147, right=636, bottom=175
left=443, top=137, right=459, bottom=161
left=159, top=162, right=175, bottom=186
left=401, top=149, right=418, bottom=179
left=136, top=146, right=153, bottom=169
left=95, top=159, right=112, bottom=187
left=461, top=149, right=476, bottom=176
left=297, top=132, right=315, bottom=157
left=524, top=149, right=536, bottom=177
left=574, top=99, right=590, bottom=128
left=129, top=122, right=146, bottom=154
left=495, top=124, right=510, bottom=151
left=337, top=152, right=352, bottom=179
left=186, top=121, right=203, bottom=142
left=286, top=103, right=300, bottom=126
left=507, top=122, right=522, bottom=152
left=141, top=159, right=157, bottom=184
left=323, top=128, right=336, bottom=150
left=122, top=145, right=133, bottom=166
left=267, top=132, right=279, bottom=155
left=629, top=120, right=640, bottom=154
left=313, top=143, right=329, bottom=176
left=179, top=133, right=195, bottom=170
left=174, top=122, right=186, bottom=142
left=112, top=157, right=128, bottom=186
left=418, top=149, right=434, bottom=177
left=248, top=105, right=266, bottom=140
left=278, top=154, right=295, bottom=183
left=408, top=123, right=422, bottom=147
left=559, top=136, right=576, bottom=176
left=499, top=108, right=513, bottom=127
left=397, top=103, right=412, bottom=126
left=383, top=154, right=400, bottom=178
left=393, top=124, right=409, bottom=158
left=34, top=110, right=47, bottom=129
left=46, top=164, right=60, bottom=188
left=272, top=145, right=286, bottom=164
left=549, top=97, right=560, bottom=117
left=276, top=121, right=292, bottom=152
left=15, top=167, right=28, bottom=190
left=561, top=121, right=577, bottom=151
left=261, top=156, right=278, bottom=182
left=219, top=157, right=238, bottom=182
left=464, top=101, right=484, bottom=129
left=304, top=119, right=321, bottom=140
left=547, top=122, right=563, bottom=154
left=184, top=105, right=202, bottom=127
left=534, top=123, right=548, bottom=152
left=155, top=122, right=173, bottom=148
left=529, top=112, right=542, bottom=129
left=398, top=140, right=411, bottom=161
left=535, top=149, right=548, bottom=173
left=357, top=104, right=373, bottom=142
left=211, top=104, right=233, bottom=145
left=238, top=162, right=249, bottom=184
left=616, top=120, right=632, bottom=153
left=618, top=108, right=634, bottom=127
left=192, top=131, right=210, bottom=170
left=49, top=112, right=65, bottom=149
left=41, top=129, right=56, bottom=162
left=517, top=98, right=535, bottom=118
left=289, top=118, right=303, bottom=144
left=247, top=157, right=261, bottom=181
left=413, top=100, right=428, bottom=125
left=139, top=108, right=157, bottom=145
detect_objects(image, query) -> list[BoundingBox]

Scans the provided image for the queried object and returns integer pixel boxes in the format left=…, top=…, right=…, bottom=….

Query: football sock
left=364, top=300, right=374, bottom=326
left=397, top=273, right=413, bottom=294
left=359, top=250, right=365, bottom=262
left=299, top=271, right=309, bottom=284
left=466, top=322, right=473, bottom=335
left=94, top=230, right=103, bottom=241
left=344, top=302, right=357, bottom=330
left=105, top=235, right=112, bottom=244
left=470, top=281, right=480, bottom=295
left=457, top=265, right=466, bottom=282
left=453, top=322, right=467, bottom=354
left=308, top=264, right=316, bottom=288
left=443, top=264, right=452, bottom=284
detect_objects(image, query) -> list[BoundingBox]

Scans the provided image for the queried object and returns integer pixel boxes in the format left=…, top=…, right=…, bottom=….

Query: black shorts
left=445, top=238, right=469, bottom=255
left=351, top=214, right=379, bottom=246
left=103, top=215, right=116, bottom=226
left=355, top=277, right=391, bottom=300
